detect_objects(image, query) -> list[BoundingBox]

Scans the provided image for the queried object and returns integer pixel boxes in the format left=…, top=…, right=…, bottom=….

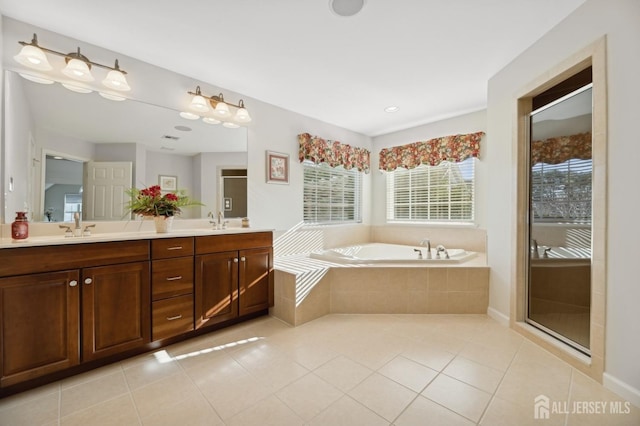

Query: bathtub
left=309, top=243, right=477, bottom=264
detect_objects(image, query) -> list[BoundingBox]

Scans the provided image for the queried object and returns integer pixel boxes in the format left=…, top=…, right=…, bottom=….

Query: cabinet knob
left=240, top=257, right=246, bottom=262
left=69, top=280, right=78, bottom=287
left=84, top=278, right=93, bottom=285
left=233, top=258, right=239, bottom=263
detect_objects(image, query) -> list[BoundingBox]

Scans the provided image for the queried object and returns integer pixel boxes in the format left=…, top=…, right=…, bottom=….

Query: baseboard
left=603, top=372, right=640, bottom=409
left=487, top=306, right=509, bottom=326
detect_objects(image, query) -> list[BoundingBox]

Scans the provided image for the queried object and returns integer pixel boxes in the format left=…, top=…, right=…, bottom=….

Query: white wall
left=486, top=0, right=640, bottom=402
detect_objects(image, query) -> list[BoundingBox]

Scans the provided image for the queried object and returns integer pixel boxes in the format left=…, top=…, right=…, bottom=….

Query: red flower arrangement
left=125, top=184, right=201, bottom=217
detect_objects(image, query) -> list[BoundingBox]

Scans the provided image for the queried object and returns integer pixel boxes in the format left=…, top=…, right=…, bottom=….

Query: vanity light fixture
left=14, top=33, right=131, bottom=93
left=181, top=86, right=252, bottom=127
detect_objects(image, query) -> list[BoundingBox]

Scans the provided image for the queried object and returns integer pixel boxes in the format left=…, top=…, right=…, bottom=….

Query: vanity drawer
left=151, top=237, right=194, bottom=260
left=152, top=294, right=194, bottom=341
left=151, top=257, right=193, bottom=301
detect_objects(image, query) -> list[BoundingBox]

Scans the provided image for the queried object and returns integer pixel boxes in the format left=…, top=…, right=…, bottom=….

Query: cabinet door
left=82, top=262, right=150, bottom=362
left=239, top=247, right=273, bottom=316
left=195, top=251, right=238, bottom=329
left=0, top=270, right=80, bottom=387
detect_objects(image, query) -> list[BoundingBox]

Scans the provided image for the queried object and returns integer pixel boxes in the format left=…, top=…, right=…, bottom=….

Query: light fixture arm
left=18, top=33, right=128, bottom=74
left=187, top=87, right=246, bottom=110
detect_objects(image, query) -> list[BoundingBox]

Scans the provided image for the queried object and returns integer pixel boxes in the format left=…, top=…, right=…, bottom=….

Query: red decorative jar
left=11, top=212, right=29, bottom=240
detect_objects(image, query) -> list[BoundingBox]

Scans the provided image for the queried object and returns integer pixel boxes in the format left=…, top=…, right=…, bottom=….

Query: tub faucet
left=419, top=239, right=432, bottom=259
left=436, top=244, right=449, bottom=260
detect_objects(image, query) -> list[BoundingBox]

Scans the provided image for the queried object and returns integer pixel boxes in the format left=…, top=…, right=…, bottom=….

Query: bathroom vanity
left=0, top=229, right=273, bottom=396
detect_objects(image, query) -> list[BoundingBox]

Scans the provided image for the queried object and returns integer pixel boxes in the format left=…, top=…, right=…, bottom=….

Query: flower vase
left=153, top=215, right=174, bottom=233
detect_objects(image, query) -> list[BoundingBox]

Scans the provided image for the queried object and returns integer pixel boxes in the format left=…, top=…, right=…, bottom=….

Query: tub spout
left=436, top=244, right=449, bottom=260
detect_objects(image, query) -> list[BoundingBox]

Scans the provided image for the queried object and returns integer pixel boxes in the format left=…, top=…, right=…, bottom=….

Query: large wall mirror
left=526, top=69, right=593, bottom=354
left=3, top=70, right=247, bottom=223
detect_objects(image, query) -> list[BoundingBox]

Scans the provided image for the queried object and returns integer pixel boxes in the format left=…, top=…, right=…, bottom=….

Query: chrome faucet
left=419, top=238, right=432, bottom=259
left=73, top=212, right=82, bottom=237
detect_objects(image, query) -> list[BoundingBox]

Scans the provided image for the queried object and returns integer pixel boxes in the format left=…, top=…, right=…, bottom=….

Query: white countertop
left=0, top=227, right=273, bottom=249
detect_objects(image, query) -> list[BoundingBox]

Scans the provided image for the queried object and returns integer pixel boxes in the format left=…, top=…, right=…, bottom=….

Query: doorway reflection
left=527, top=82, right=593, bottom=353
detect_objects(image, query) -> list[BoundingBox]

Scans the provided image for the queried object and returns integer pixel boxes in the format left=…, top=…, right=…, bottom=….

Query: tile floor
left=0, top=314, right=638, bottom=425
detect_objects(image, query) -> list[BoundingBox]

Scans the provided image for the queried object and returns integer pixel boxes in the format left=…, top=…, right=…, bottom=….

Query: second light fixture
left=181, top=86, right=251, bottom=128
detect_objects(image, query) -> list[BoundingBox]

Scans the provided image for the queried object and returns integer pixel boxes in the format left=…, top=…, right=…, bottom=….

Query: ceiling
left=0, top=0, right=586, bottom=137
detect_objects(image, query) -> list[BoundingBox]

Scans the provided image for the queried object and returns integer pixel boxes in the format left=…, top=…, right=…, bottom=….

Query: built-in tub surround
left=272, top=244, right=488, bottom=326
left=310, top=243, right=477, bottom=264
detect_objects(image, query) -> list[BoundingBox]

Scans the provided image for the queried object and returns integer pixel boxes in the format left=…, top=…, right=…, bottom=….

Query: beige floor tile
left=0, top=382, right=59, bottom=412
left=165, top=338, right=231, bottom=371
left=395, top=395, right=475, bottom=426
left=313, top=355, right=373, bottom=392
left=225, top=395, right=304, bottom=426
left=60, top=394, right=140, bottom=426
left=131, top=372, right=200, bottom=419
left=275, top=341, right=340, bottom=370
left=378, top=355, right=439, bottom=392
left=458, top=340, right=517, bottom=372
left=401, top=340, right=456, bottom=371
left=60, top=371, right=129, bottom=417
left=348, top=372, right=417, bottom=422
left=495, top=363, right=571, bottom=408
left=417, top=329, right=469, bottom=353
left=443, top=355, right=505, bottom=393
left=480, top=395, right=566, bottom=426
left=141, top=393, right=224, bottom=426
left=307, top=395, right=389, bottom=426
left=122, top=355, right=181, bottom=391
left=199, top=371, right=274, bottom=420
left=59, top=363, right=123, bottom=390
left=422, top=373, right=492, bottom=423
left=275, top=373, right=343, bottom=421
left=185, top=352, right=249, bottom=387
left=0, top=392, right=59, bottom=426
left=243, top=356, right=310, bottom=392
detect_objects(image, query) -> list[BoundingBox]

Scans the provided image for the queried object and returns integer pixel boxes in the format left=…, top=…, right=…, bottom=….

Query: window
left=530, top=158, right=592, bottom=223
left=386, top=158, right=475, bottom=223
left=303, top=161, right=362, bottom=224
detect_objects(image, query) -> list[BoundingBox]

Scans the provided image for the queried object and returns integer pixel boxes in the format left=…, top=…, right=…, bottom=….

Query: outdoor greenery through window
left=303, top=161, right=362, bottom=224
left=531, top=158, right=592, bottom=223
left=386, top=158, right=475, bottom=223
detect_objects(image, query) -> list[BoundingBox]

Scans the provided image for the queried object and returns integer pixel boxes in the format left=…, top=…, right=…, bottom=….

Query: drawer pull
left=69, top=280, right=78, bottom=287
left=166, top=314, right=183, bottom=321
left=166, top=276, right=183, bottom=281
left=167, top=246, right=183, bottom=251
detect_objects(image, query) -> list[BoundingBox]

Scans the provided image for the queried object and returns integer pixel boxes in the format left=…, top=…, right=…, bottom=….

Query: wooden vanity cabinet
left=150, top=238, right=195, bottom=341
left=0, top=240, right=150, bottom=387
left=195, top=232, right=273, bottom=330
left=81, top=262, right=150, bottom=362
left=0, top=270, right=80, bottom=388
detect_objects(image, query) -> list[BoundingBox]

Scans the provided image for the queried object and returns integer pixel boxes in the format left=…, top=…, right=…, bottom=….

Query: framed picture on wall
left=266, top=151, right=289, bottom=184
left=159, top=175, right=178, bottom=191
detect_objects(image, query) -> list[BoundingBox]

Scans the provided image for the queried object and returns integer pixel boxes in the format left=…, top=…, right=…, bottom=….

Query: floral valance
left=531, top=132, right=592, bottom=165
left=378, top=131, right=484, bottom=172
left=298, top=133, right=371, bottom=173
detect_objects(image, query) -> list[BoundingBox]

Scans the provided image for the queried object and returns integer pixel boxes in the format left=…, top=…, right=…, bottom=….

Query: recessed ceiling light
left=384, top=105, right=399, bottom=113
left=330, top=0, right=365, bottom=17
left=174, top=125, right=192, bottom=132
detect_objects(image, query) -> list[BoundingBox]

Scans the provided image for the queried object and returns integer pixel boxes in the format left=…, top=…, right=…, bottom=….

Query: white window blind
left=386, top=158, right=475, bottom=223
left=303, top=161, right=362, bottom=224
left=531, top=158, right=592, bottom=223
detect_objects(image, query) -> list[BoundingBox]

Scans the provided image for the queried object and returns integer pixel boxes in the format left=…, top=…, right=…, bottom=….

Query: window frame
left=385, top=157, right=476, bottom=224
left=302, top=161, right=363, bottom=225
